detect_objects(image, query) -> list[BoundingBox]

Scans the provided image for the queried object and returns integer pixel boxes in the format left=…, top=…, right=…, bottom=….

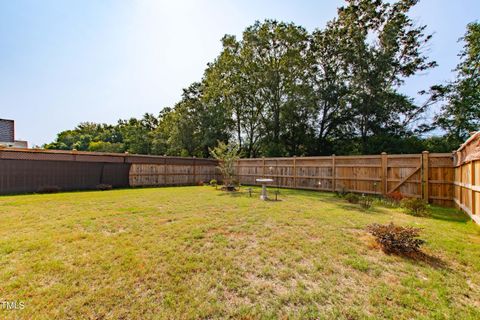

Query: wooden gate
left=385, top=154, right=422, bottom=198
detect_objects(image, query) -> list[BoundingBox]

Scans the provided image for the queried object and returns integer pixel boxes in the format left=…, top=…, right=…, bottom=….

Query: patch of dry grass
left=0, top=186, right=479, bottom=319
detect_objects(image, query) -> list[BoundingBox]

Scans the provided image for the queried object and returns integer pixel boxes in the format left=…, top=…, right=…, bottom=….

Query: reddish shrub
left=386, top=191, right=404, bottom=203
left=367, top=223, right=425, bottom=254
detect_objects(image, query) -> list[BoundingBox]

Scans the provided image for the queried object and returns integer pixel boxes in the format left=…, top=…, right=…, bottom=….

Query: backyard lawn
left=0, top=186, right=479, bottom=319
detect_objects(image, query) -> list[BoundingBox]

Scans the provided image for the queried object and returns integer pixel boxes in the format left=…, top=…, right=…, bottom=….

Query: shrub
left=209, top=179, right=217, bottom=187
left=232, top=179, right=240, bottom=187
left=37, top=185, right=61, bottom=194
left=359, top=195, right=374, bottom=209
left=335, top=186, right=348, bottom=198
left=366, top=222, right=425, bottom=254
left=401, top=198, right=429, bottom=216
left=96, top=184, right=112, bottom=191
left=345, top=193, right=360, bottom=204
left=386, top=191, right=404, bottom=204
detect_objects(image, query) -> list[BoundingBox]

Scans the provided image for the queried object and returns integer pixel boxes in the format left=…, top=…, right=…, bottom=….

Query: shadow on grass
left=215, top=188, right=261, bottom=198
left=215, top=191, right=245, bottom=197
left=386, top=205, right=471, bottom=224
left=264, top=198, right=283, bottom=202
left=320, top=196, right=390, bottom=215
left=215, top=189, right=284, bottom=202
left=427, top=206, right=470, bottom=223
left=237, top=185, right=331, bottom=198
left=399, top=251, right=451, bottom=271
left=363, top=231, right=451, bottom=271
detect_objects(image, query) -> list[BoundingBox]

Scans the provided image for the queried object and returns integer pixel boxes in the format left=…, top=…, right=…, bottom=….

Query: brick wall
left=0, top=119, right=14, bottom=142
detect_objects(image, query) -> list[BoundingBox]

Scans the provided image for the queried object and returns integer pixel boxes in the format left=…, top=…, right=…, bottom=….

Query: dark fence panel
left=101, top=163, right=131, bottom=187
left=0, top=159, right=130, bottom=194
left=0, top=149, right=219, bottom=195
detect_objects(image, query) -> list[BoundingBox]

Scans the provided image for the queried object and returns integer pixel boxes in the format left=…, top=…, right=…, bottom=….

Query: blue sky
left=0, top=0, right=479, bottom=146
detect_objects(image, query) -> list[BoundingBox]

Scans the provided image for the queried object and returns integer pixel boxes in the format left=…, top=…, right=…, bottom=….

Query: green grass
left=0, top=186, right=479, bottom=319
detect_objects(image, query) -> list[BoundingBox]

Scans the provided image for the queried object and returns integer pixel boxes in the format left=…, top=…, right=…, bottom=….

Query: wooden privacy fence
left=0, top=148, right=219, bottom=194
left=2, top=132, right=480, bottom=224
left=129, top=157, right=218, bottom=187
left=453, top=132, right=480, bottom=223
left=235, top=152, right=454, bottom=207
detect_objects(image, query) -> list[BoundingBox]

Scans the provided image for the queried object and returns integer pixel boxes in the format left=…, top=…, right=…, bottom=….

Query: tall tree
left=309, top=24, right=351, bottom=155
left=241, top=20, right=311, bottom=156
left=334, top=0, right=437, bottom=154
left=118, top=114, right=157, bottom=154
left=435, top=22, right=480, bottom=146
left=45, top=122, right=124, bottom=152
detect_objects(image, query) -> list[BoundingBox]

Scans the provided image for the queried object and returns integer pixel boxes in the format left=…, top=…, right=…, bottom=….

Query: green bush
left=401, top=198, right=429, bottom=216
left=335, top=186, right=348, bottom=198
left=345, top=193, right=360, bottom=204
left=209, top=179, right=217, bottom=187
left=367, top=222, right=425, bottom=254
left=359, top=195, right=374, bottom=209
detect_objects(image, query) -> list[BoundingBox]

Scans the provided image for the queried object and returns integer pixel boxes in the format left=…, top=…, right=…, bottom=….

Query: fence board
left=129, top=163, right=218, bottom=187
left=236, top=152, right=453, bottom=205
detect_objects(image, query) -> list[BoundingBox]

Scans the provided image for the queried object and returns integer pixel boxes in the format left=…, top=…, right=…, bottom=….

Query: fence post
left=192, top=156, right=196, bottom=185
left=460, top=159, right=463, bottom=208
left=163, top=157, right=167, bottom=185
left=332, top=154, right=336, bottom=192
left=471, top=160, right=476, bottom=215
left=235, top=159, right=239, bottom=184
left=452, top=151, right=458, bottom=209
left=422, top=151, right=430, bottom=202
left=293, top=156, right=297, bottom=188
left=262, top=156, right=265, bottom=178
left=276, top=159, right=279, bottom=186
left=381, top=152, right=388, bottom=196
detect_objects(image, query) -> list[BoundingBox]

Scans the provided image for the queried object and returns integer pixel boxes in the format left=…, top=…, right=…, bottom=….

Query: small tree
left=209, top=141, right=239, bottom=189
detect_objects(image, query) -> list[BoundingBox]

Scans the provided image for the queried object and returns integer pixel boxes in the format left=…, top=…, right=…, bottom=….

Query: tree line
left=45, top=0, right=479, bottom=157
